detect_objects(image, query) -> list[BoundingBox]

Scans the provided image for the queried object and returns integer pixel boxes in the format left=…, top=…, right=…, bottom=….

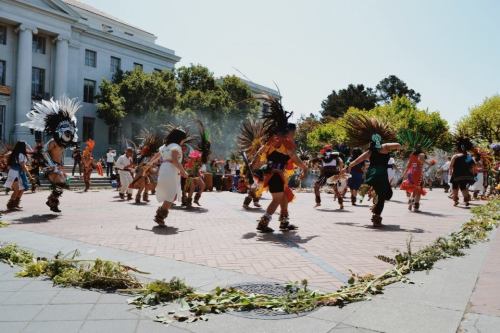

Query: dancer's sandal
left=257, top=216, right=273, bottom=233
left=371, top=214, right=383, bottom=227
left=414, top=202, right=420, bottom=212
left=154, top=207, right=168, bottom=227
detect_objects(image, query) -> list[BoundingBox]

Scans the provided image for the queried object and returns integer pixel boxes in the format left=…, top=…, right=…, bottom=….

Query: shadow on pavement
left=135, top=225, right=185, bottom=235
left=315, top=208, right=353, bottom=213
left=170, top=206, right=208, bottom=214
left=413, top=211, right=449, bottom=217
left=11, top=214, right=60, bottom=224
left=241, top=232, right=319, bottom=247
left=363, top=224, right=425, bottom=233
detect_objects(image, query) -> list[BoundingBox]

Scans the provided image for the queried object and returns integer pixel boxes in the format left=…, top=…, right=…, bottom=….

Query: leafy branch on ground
left=0, top=221, right=9, bottom=228
left=0, top=199, right=498, bottom=323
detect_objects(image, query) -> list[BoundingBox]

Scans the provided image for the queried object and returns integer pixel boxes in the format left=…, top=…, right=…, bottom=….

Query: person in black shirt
left=449, top=137, right=475, bottom=206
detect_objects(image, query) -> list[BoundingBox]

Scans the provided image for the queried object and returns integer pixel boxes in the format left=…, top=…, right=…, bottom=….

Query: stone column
left=14, top=24, right=37, bottom=142
left=53, top=35, right=69, bottom=98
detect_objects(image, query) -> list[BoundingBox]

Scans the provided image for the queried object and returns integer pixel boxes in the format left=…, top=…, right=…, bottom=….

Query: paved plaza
left=1, top=188, right=499, bottom=332
left=1, top=189, right=475, bottom=290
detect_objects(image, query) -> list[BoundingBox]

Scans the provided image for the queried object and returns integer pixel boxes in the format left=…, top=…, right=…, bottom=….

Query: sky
left=79, top=0, right=500, bottom=126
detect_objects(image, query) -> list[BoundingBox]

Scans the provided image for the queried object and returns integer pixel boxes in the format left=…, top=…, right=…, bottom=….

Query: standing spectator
left=439, top=157, right=451, bottom=192
left=106, top=148, right=116, bottom=177
left=72, top=146, right=82, bottom=176
left=115, top=148, right=134, bottom=200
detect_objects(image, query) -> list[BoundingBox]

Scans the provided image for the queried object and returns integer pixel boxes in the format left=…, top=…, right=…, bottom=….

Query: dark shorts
left=316, top=166, right=338, bottom=187
left=452, top=181, right=469, bottom=191
left=268, top=174, right=285, bottom=193
left=348, top=172, right=363, bottom=190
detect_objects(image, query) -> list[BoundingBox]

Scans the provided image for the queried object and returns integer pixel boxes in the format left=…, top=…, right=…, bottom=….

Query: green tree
left=95, top=79, right=125, bottom=125
left=120, top=68, right=177, bottom=117
left=456, top=95, right=500, bottom=143
left=306, top=121, right=348, bottom=152
left=350, top=96, right=451, bottom=150
left=376, top=75, right=421, bottom=104
left=321, top=84, right=377, bottom=118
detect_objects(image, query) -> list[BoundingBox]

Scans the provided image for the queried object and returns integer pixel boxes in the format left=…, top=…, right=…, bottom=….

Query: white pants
left=118, top=170, right=133, bottom=194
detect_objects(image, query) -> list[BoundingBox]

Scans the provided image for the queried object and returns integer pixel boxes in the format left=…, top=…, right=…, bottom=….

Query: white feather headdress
left=21, top=96, right=81, bottom=131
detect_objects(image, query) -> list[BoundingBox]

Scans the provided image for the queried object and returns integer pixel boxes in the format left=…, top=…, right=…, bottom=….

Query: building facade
left=0, top=0, right=180, bottom=157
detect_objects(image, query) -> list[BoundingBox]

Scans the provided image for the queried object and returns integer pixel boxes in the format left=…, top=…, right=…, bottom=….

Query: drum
left=223, top=176, right=233, bottom=191
left=213, top=173, right=223, bottom=191
left=204, top=173, right=213, bottom=191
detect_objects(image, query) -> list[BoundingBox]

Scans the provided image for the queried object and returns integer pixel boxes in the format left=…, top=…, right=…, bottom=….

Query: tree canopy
left=321, top=84, right=377, bottom=118
left=96, top=64, right=260, bottom=157
left=376, top=75, right=421, bottom=104
left=456, top=95, right=500, bottom=144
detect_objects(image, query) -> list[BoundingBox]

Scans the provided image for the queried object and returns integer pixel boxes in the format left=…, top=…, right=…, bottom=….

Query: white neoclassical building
left=0, top=0, right=180, bottom=155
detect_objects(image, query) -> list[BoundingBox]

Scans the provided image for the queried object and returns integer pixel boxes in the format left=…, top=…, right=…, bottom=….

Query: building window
left=32, top=35, right=46, bottom=54
left=110, top=56, right=121, bottom=74
left=0, top=105, right=5, bottom=141
left=108, top=125, right=120, bottom=145
left=0, top=60, right=5, bottom=85
left=83, top=79, right=96, bottom=103
left=85, top=49, right=97, bottom=67
left=82, top=117, right=95, bottom=141
left=0, top=26, right=6, bottom=45
left=133, top=63, right=143, bottom=71
left=31, top=67, right=45, bottom=98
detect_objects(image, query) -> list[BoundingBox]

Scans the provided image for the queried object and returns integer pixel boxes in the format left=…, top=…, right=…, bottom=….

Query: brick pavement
left=1, top=188, right=476, bottom=291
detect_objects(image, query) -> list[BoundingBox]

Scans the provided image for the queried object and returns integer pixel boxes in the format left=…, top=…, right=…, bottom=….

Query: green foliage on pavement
left=1, top=199, right=498, bottom=323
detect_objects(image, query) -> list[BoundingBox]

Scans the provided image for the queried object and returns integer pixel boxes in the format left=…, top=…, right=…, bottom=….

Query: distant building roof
left=64, top=0, right=155, bottom=36
left=240, top=79, right=281, bottom=98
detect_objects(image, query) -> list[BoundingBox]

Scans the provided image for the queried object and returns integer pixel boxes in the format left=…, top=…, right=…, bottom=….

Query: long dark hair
left=8, top=141, right=28, bottom=166
left=165, top=129, right=187, bottom=146
left=351, top=147, right=363, bottom=160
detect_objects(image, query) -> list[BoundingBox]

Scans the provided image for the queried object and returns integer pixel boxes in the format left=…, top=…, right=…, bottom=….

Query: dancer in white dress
left=147, top=129, right=188, bottom=226
left=4, top=141, right=32, bottom=211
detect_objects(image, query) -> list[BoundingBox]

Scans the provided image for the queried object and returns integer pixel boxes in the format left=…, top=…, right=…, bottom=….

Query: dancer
left=129, top=131, right=163, bottom=204
left=346, top=148, right=366, bottom=206
left=343, top=114, right=400, bottom=227
left=81, top=139, right=96, bottom=192
left=313, top=145, right=344, bottom=209
left=470, top=147, right=492, bottom=199
left=237, top=119, right=265, bottom=209
left=449, top=137, right=475, bottom=206
left=252, top=96, right=308, bottom=233
left=4, top=141, right=32, bottom=210
left=400, top=147, right=427, bottom=211
left=29, top=141, right=44, bottom=193
left=147, top=129, right=189, bottom=226
left=21, top=97, right=80, bottom=212
left=189, top=121, right=211, bottom=206
left=398, top=130, right=435, bottom=212
left=115, top=148, right=135, bottom=200
left=183, top=149, right=205, bottom=207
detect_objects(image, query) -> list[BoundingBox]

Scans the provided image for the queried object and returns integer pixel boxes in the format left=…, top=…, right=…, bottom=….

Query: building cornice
left=79, top=27, right=181, bottom=63
left=5, top=0, right=80, bottom=24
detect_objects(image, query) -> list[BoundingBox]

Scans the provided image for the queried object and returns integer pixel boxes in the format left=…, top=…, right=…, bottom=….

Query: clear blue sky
left=81, top=0, right=500, bottom=126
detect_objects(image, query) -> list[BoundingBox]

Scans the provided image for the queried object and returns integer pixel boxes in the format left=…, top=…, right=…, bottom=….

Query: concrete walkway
left=1, top=220, right=499, bottom=332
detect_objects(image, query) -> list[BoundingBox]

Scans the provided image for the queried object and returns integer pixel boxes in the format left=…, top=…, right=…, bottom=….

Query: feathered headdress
left=136, top=129, right=163, bottom=157
left=237, top=119, right=265, bottom=158
left=162, top=123, right=196, bottom=146
left=342, top=114, right=396, bottom=149
left=21, top=97, right=80, bottom=147
left=196, top=120, right=211, bottom=164
left=472, top=147, right=493, bottom=168
left=82, top=139, right=95, bottom=159
left=454, top=136, right=474, bottom=152
left=259, top=95, right=293, bottom=139
left=397, top=129, right=434, bottom=152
